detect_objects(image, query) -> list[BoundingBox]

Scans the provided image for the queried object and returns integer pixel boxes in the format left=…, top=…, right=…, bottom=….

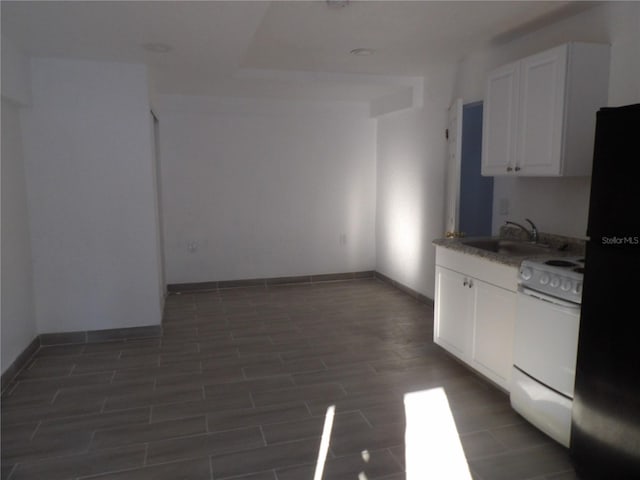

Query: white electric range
left=510, top=255, right=584, bottom=447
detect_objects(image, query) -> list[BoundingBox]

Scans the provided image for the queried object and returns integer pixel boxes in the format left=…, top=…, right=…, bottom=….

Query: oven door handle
left=518, top=285, right=581, bottom=310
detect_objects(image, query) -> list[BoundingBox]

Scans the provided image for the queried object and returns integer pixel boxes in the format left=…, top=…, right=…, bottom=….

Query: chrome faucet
left=505, top=218, right=538, bottom=243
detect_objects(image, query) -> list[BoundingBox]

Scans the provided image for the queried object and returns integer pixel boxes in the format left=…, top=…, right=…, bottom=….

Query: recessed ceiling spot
left=143, top=42, right=172, bottom=53
left=350, top=48, right=375, bottom=56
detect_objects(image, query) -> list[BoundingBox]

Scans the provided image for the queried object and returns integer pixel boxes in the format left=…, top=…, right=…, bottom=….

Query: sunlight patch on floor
left=404, top=387, right=472, bottom=480
left=314, top=404, right=336, bottom=480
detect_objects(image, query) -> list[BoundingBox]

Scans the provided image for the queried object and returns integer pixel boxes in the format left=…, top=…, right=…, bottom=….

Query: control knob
left=540, top=273, right=550, bottom=285
left=561, top=279, right=572, bottom=291
left=520, top=267, right=533, bottom=281
left=550, top=276, right=560, bottom=288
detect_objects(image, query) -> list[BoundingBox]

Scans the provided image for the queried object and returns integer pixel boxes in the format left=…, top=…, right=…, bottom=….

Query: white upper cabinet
left=483, top=62, right=519, bottom=174
left=482, top=43, right=610, bottom=177
left=517, top=47, right=567, bottom=175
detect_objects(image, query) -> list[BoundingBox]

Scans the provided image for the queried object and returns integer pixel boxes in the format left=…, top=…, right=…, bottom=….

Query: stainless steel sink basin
left=461, top=238, right=551, bottom=255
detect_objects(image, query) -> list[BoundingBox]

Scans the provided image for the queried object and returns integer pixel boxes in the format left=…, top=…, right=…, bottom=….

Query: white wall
left=1, top=37, right=36, bottom=373
left=1, top=98, right=37, bottom=373
left=157, top=96, right=377, bottom=284
left=20, top=58, right=163, bottom=333
left=453, top=1, right=640, bottom=238
left=1, top=36, right=32, bottom=105
left=376, top=68, right=455, bottom=299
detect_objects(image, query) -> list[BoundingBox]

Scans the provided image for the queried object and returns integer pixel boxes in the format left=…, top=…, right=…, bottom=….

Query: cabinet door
left=471, top=280, right=516, bottom=390
left=517, top=45, right=568, bottom=175
left=481, top=62, right=519, bottom=176
left=434, top=266, right=473, bottom=360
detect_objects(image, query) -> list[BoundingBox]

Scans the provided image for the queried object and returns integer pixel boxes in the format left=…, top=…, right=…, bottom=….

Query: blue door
left=459, top=102, right=493, bottom=237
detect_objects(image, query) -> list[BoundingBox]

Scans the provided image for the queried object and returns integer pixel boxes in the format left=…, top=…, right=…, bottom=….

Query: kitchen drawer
left=435, top=247, right=518, bottom=292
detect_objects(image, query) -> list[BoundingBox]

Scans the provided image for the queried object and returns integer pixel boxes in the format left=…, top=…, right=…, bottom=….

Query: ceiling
left=1, top=1, right=599, bottom=103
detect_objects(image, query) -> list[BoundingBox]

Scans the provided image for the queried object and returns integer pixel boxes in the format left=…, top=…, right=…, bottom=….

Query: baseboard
left=1, top=325, right=162, bottom=393
left=167, top=270, right=434, bottom=306
left=39, top=325, right=163, bottom=346
left=374, top=271, right=434, bottom=306
left=1, top=336, right=40, bottom=393
left=167, top=270, right=376, bottom=293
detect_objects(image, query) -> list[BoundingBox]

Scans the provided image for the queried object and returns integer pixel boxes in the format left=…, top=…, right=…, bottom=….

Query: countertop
left=433, top=227, right=586, bottom=268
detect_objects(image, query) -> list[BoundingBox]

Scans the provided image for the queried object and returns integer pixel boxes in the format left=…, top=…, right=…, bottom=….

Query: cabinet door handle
left=515, top=166, right=521, bottom=172
left=463, top=279, right=468, bottom=287
left=468, top=279, right=474, bottom=288
left=506, top=166, right=513, bottom=172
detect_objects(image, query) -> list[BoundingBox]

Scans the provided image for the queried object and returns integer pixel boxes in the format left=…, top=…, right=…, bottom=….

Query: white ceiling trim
left=234, top=68, right=425, bottom=116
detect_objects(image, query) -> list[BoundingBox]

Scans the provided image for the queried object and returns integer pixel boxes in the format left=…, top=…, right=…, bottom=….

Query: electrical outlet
left=187, top=241, right=198, bottom=253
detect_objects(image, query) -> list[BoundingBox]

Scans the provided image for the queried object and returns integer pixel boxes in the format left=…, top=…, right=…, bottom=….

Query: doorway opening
left=459, top=102, right=493, bottom=237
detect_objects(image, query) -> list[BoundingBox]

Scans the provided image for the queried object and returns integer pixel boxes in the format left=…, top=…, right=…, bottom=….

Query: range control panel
left=519, top=257, right=584, bottom=304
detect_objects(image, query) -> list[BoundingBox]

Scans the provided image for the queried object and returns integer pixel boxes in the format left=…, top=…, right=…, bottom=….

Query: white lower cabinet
left=471, top=280, right=516, bottom=388
left=434, top=248, right=517, bottom=391
left=434, top=267, right=473, bottom=358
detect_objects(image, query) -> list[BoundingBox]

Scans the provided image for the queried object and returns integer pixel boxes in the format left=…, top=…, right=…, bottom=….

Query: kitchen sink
left=461, top=238, right=551, bottom=255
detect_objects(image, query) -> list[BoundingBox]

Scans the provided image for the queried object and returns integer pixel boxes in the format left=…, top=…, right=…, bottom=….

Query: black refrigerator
left=571, top=103, right=640, bottom=478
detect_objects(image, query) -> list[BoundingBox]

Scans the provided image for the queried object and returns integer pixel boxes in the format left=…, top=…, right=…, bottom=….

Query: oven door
left=513, top=286, right=581, bottom=398
left=511, top=285, right=582, bottom=447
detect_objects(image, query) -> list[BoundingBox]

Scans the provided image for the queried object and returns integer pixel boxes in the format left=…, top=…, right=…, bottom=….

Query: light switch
left=498, top=198, right=509, bottom=215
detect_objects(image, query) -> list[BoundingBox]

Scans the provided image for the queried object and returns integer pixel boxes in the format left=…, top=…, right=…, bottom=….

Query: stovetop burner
left=545, top=259, right=578, bottom=267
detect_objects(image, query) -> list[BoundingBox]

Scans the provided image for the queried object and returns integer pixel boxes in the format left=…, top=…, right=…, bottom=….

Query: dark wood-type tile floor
left=1, top=279, right=578, bottom=479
